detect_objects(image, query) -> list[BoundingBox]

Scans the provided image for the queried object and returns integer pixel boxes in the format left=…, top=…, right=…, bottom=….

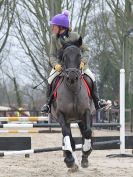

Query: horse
left=50, top=37, right=93, bottom=170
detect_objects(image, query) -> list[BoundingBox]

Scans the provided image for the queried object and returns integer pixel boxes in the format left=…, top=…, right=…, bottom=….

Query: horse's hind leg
left=58, top=114, right=75, bottom=168
left=78, top=110, right=92, bottom=168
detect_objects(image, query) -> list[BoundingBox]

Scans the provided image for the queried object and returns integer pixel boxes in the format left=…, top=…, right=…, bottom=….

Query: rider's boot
left=84, top=76, right=108, bottom=110
left=41, top=84, right=51, bottom=113
left=91, top=82, right=108, bottom=110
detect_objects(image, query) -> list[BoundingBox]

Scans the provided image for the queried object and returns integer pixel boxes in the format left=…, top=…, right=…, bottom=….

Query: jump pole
left=0, top=123, right=60, bottom=128
left=0, top=129, right=61, bottom=133
left=0, top=123, right=120, bottom=128
left=0, top=116, right=48, bottom=122
left=0, top=140, right=120, bottom=157
left=0, top=144, right=82, bottom=157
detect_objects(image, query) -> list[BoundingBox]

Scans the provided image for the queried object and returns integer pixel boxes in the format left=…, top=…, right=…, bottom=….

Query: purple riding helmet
left=50, top=10, right=70, bottom=28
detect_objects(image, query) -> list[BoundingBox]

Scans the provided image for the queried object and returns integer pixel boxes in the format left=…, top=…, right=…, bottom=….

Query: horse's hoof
left=64, top=155, right=75, bottom=168
left=81, top=158, right=89, bottom=168
left=68, top=164, right=79, bottom=173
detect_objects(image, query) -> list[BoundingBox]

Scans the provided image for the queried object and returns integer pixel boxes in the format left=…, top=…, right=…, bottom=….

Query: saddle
left=51, top=76, right=61, bottom=100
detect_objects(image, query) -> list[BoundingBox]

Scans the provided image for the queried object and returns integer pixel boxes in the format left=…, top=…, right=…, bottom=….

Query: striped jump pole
left=0, top=116, right=48, bottom=122
left=0, top=129, right=56, bottom=133
left=0, top=123, right=60, bottom=128
left=0, top=140, right=120, bottom=157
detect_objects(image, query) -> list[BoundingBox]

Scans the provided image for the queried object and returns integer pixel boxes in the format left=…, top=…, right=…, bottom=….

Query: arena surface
left=0, top=128, right=133, bottom=177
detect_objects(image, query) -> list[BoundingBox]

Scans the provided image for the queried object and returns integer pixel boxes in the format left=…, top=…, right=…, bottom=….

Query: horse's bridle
left=59, top=41, right=82, bottom=94
left=62, top=68, right=82, bottom=94
left=64, top=68, right=81, bottom=79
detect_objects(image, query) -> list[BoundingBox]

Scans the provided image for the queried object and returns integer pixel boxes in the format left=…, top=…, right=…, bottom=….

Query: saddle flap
left=54, top=78, right=61, bottom=98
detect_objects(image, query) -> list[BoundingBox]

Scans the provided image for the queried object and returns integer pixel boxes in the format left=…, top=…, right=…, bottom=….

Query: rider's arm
left=49, top=34, right=58, bottom=68
left=80, top=41, right=89, bottom=67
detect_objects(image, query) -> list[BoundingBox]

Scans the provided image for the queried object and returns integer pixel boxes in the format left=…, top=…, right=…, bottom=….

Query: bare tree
left=0, top=0, right=97, bottom=108
left=105, top=0, right=133, bottom=106
left=1, top=59, right=23, bottom=107
left=0, top=0, right=16, bottom=59
left=13, top=0, right=94, bottom=88
left=84, top=1, right=126, bottom=99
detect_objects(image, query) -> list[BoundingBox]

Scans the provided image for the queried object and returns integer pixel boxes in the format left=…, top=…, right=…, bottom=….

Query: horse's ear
left=73, top=36, right=82, bottom=47
left=77, top=36, right=82, bottom=47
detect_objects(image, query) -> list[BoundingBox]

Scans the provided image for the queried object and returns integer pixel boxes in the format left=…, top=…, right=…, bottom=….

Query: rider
left=42, top=10, right=108, bottom=113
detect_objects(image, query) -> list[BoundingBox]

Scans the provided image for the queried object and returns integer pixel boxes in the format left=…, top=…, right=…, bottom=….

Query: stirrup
left=41, top=104, right=50, bottom=113
left=97, top=100, right=112, bottom=111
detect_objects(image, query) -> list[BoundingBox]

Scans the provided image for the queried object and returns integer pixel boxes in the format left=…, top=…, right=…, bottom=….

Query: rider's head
left=50, top=10, right=70, bottom=35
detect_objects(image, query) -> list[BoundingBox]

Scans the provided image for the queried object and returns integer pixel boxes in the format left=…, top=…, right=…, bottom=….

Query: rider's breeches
left=84, top=68, right=95, bottom=82
left=48, top=69, right=60, bottom=84
left=48, top=68, right=95, bottom=84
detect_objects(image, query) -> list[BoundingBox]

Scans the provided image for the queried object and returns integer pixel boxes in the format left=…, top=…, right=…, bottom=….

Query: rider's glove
left=54, top=64, right=62, bottom=72
left=80, top=61, right=85, bottom=70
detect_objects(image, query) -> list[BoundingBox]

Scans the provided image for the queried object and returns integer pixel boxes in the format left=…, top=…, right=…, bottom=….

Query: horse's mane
left=60, top=36, right=82, bottom=48
left=58, top=36, right=82, bottom=62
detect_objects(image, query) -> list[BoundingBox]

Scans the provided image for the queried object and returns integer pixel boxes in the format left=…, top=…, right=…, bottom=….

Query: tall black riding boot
left=91, top=81, right=101, bottom=110
left=84, top=75, right=107, bottom=110
left=91, top=82, right=108, bottom=110
left=41, top=84, right=51, bottom=113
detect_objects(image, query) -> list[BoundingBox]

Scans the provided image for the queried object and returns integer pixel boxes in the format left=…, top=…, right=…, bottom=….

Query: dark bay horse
left=51, top=37, right=93, bottom=170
